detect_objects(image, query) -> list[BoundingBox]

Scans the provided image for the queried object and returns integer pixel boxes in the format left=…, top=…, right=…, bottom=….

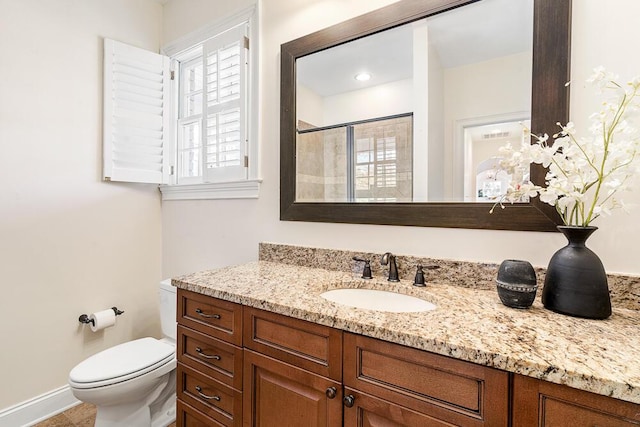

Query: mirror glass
left=295, top=0, right=533, bottom=203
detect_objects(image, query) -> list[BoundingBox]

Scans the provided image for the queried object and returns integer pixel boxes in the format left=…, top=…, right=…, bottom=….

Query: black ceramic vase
left=542, top=226, right=611, bottom=319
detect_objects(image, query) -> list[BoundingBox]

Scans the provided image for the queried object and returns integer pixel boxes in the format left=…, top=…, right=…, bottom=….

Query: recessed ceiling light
left=354, top=72, right=371, bottom=81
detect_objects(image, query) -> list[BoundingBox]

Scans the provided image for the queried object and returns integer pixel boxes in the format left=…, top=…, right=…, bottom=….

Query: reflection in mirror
left=461, top=118, right=530, bottom=202
left=297, top=114, right=413, bottom=202
left=295, top=0, right=533, bottom=203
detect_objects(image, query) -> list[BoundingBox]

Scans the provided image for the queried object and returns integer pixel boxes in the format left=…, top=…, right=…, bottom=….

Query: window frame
left=159, top=5, right=260, bottom=201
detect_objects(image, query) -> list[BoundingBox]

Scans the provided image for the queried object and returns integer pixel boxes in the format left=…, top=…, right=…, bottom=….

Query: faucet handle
left=413, top=265, right=426, bottom=287
left=413, top=264, right=440, bottom=287
left=352, top=257, right=373, bottom=279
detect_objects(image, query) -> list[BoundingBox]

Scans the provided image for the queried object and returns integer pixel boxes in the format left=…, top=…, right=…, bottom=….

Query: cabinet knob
left=325, top=387, right=337, bottom=399
left=343, top=394, right=355, bottom=408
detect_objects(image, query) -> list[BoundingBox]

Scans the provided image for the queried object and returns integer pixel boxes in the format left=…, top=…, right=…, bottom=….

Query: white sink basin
left=320, top=288, right=436, bottom=313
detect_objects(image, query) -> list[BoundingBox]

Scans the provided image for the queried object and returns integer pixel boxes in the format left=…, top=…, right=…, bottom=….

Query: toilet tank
left=159, top=279, right=177, bottom=342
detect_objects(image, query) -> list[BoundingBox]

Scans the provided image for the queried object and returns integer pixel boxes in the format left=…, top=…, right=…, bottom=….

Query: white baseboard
left=0, top=386, right=80, bottom=427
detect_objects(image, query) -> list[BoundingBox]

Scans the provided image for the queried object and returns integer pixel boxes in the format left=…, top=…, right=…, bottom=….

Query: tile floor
left=32, top=403, right=176, bottom=427
left=32, top=403, right=96, bottom=427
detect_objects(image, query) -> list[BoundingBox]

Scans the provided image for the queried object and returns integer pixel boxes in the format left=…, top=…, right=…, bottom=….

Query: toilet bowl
left=69, top=280, right=177, bottom=427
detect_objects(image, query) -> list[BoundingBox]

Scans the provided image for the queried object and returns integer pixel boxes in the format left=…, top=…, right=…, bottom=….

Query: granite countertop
left=173, top=260, right=640, bottom=405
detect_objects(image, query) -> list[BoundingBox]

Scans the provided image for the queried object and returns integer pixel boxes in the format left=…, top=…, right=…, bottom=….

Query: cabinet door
left=243, top=349, right=343, bottom=427
left=343, top=388, right=457, bottom=427
left=512, top=374, right=640, bottom=426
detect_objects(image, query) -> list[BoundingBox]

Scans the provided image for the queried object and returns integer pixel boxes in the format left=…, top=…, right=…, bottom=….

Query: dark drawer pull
left=195, top=385, right=221, bottom=401
left=195, top=308, right=221, bottom=319
left=195, top=347, right=221, bottom=360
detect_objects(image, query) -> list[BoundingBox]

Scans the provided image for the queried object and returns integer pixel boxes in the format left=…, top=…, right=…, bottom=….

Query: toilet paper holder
left=78, top=307, right=124, bottom=326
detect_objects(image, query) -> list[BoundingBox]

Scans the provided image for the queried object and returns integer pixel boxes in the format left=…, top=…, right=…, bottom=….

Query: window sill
left=159, top=179, right=262, bottom=201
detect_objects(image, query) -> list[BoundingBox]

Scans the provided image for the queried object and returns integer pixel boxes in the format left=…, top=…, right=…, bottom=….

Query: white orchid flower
left=491, top=68, right=640, bottom=226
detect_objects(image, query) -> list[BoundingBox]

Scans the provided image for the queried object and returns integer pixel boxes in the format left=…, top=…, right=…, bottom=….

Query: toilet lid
left=69, top=337, right=174, bottom=385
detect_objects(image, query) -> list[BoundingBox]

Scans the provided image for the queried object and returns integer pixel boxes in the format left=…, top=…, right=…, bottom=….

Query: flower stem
left=584, top=86, right=634, bottom=224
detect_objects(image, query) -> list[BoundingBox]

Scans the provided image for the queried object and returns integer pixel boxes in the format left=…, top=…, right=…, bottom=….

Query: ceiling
left=297, top=0, right=534, bottom=97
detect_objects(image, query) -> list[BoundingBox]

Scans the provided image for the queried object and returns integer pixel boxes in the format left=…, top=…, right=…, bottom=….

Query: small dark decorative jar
left=496, top=259, right=538, bottom=309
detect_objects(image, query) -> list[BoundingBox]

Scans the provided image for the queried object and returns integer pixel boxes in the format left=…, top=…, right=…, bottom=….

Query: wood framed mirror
left=280, top=0, right=571, bottom=231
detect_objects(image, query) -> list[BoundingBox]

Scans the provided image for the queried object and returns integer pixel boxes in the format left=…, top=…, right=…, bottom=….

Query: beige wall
left=162, top=0, right=256, bottom=44
left=0, top=0, right=163, bottom=410
left=162, top=0, right=640, bottom=282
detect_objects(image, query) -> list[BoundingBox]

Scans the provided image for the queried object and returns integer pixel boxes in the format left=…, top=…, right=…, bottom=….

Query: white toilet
left=69, top=280, right=177, bottom=427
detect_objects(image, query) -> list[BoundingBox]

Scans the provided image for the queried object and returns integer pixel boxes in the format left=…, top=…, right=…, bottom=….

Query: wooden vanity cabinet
left=176, top=289, right=244, bottom=427
left=176, top=290, right=640, bottom=427
left=512, top=374, right=640, bottom=426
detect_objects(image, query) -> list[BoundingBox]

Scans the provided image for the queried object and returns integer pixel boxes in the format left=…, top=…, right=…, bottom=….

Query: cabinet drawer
left=178, top=289, right=242, bottom=346
left=177, top=363, right=242, bottom=427
left=243, top=307, right=342, bottom=381
left=513, top=374, right=640, bottom=426
left=177, top=325, right=243, bottom=390
left=177, top=399, right=226, bottom=427
left=344, top=333, right=508, bottom=426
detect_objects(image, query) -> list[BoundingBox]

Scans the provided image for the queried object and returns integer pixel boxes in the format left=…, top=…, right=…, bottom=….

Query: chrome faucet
left=380, top=252, right=400, bottom=282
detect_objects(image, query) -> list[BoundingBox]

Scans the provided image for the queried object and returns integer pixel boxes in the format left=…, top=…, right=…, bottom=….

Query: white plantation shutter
left=103, top=38, right=170, bottom=184
left=202, top=25, right=248, bottom=182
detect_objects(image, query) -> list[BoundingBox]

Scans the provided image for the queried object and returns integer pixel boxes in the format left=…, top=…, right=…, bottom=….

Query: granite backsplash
left=259, top=242, right=640, bottom=311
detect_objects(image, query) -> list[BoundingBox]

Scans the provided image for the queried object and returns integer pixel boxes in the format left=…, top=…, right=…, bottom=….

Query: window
left=103, top=6, right=260, bottom=200
left=175, top=25, right=248, bottom=185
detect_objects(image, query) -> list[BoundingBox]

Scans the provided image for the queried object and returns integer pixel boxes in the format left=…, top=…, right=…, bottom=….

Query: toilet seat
left=69, top=337, right=175, bottom=389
